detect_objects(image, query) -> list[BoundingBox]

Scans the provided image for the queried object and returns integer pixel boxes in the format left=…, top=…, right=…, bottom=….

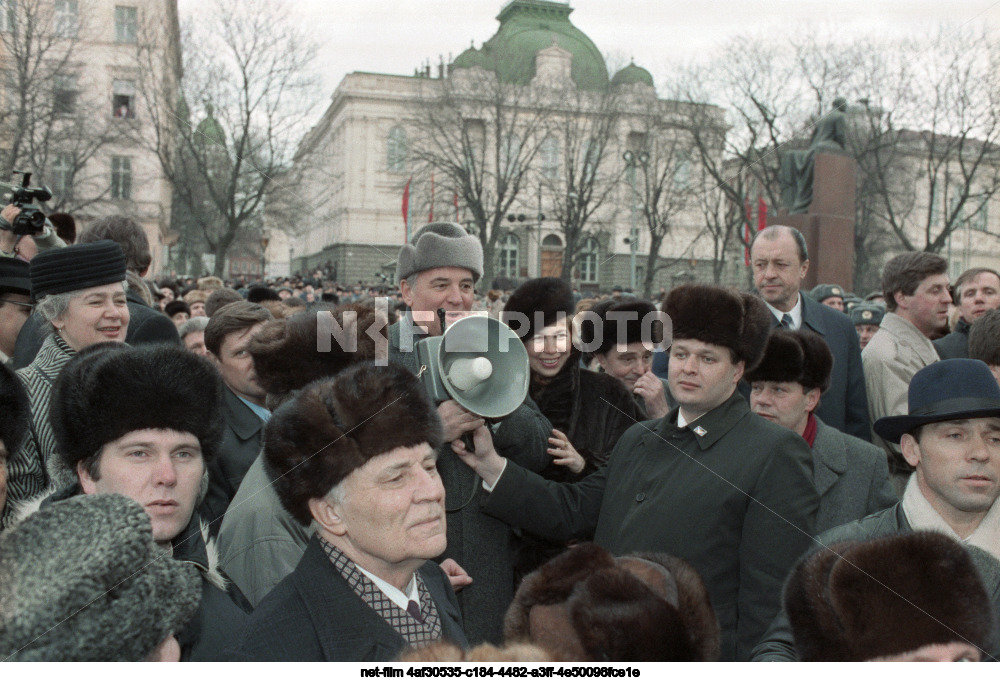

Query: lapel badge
left=693, top=425, right=707, bottom=437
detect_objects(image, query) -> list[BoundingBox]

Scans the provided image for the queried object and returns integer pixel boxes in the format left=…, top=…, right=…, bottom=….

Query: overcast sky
left=178, top=0, right=1000, bottom=101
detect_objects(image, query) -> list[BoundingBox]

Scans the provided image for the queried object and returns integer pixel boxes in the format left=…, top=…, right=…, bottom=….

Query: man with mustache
left=753, top=358, right=1000, bottom=660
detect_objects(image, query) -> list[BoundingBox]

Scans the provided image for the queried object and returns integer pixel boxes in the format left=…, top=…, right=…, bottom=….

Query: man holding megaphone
left=389, top=222, right=553, bottom=646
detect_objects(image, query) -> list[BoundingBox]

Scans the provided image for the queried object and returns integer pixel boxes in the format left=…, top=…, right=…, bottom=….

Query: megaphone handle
left=461, top=431, right=476, bottom=454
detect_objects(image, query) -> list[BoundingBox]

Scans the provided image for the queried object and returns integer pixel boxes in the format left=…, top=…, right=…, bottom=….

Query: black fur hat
left=0, top=362, right=29, bottom=454
left=664, top=284, right=771, bottom=370
left=502, top=278, right=575, bottom=342
left=578, top=298, right=663, bottom=357
left=250, top=302, right=388, bottom=397
left=785, top=532, right=997, bottom=661
left=263, top=362, right=443, bottom=526
left=51, top=344, right=224, bottom=474
left=504, top=543, right=720, bottom=662
left=745, top=329, right=833, bottom=393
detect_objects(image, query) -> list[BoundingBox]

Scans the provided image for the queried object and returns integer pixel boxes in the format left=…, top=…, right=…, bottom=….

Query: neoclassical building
left=285, top=0, right=743, bottom=291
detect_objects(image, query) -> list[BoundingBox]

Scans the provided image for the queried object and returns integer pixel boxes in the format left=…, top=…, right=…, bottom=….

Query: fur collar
left=902, top=475, right=1000, bottom=561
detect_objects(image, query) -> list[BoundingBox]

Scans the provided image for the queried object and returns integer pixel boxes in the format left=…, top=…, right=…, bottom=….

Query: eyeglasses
left=0, top=299, right=34, bottom=311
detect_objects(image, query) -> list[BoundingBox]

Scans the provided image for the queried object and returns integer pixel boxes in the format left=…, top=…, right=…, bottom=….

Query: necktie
left=780, top=313, right=793, bottom=329
left=406, top=600, right=424, bottom=623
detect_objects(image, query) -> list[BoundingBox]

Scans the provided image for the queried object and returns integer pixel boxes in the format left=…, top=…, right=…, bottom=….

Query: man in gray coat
left=752, top=358, right=1000, bottom=661
left=748, top=329, right=897, bottom=534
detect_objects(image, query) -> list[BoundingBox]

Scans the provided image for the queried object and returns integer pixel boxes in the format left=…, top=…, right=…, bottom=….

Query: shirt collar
left=355, top=564, right=420, bottom=611
left=764, top=293, right=802, bottom=329
left=236, top=394, right=271, bottom=422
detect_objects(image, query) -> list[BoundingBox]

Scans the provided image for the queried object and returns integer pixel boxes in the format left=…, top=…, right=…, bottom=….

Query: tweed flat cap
left=0, top=257, right=30, bottom=295
left=29, top=240, right=126, bottom=300
left=0, top=494, right=200, bottom=661
left=396, top=222, right=483, bottom=283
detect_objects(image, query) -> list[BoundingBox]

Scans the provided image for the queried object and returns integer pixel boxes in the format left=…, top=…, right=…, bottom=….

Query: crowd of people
left=0, top=214, right=999, bottom=663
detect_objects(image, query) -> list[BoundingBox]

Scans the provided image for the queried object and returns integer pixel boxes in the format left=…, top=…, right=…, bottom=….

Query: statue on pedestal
left=779, top=98, right=849, bottom=214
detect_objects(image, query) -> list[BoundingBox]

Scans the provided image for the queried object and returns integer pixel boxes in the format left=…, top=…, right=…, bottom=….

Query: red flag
left=454, top=191, right=460, bottom=222
left=758, top=197, right=768, bottom=231
left=429, top=173, right=435, bottom=222
left=743, top=197, right=752, bottom=266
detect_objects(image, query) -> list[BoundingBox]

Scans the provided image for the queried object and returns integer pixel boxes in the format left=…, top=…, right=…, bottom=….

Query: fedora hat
left=873, top=359, right=1000, bottom=444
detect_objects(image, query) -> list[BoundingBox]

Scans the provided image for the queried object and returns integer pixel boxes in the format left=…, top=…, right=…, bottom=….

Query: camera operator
left=0, top=205, right=65, bottom=261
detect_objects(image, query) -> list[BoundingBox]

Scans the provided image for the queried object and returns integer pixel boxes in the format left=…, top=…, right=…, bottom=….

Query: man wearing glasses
left=0, top=258, right=31, bottom=366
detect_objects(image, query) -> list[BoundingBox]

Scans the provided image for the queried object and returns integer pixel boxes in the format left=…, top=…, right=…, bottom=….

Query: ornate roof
left=611, top=61, right=654, bottom=90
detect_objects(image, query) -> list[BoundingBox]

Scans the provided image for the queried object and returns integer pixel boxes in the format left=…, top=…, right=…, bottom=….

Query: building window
left=52, top=153, right=73, bottom=199
left=540, top=136, right=559, bottom=180
left=673, top=151, right=691, bottom=190
left=971, top=200, right=988, bottom=232
left=582, top=139, right=599, bottom=184
left=497, top=233, right=519, bottom=276
left=501, top=134, right=521, bottom=176
left=0, top=0, right=14, bottom=33
left=110, top=156, right=132, bottom=199
left=53, top=75, right=77, bottom=115
left=54, top=0, right=78, bottom=38
left=112, top=79, right=135, bottom=119
left=2, top=69, right=16, bottom=109
left=387, top=126, right=406, bottom=173
left=115, top=6, right=137, bottom=44
left=578, top=237, right=599, bottom=283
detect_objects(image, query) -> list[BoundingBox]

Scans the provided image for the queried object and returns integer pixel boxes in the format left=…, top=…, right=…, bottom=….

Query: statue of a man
left=780, top=98, right=849, bottom=214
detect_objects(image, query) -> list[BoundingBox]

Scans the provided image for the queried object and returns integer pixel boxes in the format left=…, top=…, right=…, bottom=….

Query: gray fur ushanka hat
left=396, top=222, right=483, bottom=283
left=0, top=494, right=200, bottom=661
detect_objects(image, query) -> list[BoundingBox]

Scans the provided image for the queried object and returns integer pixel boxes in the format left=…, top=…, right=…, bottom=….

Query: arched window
left=578, top=237, right=599, bottom=283
left=387, top=126, right=406, bottom=173
left=540, top=136, right=559, bottom=180
left=498, top=233, right=519, bottom=276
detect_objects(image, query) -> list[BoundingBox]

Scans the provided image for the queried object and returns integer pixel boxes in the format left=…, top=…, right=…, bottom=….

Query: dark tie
left=406, top=600, right=424, bottom=623
left=780, top=313, right=793, bottom=329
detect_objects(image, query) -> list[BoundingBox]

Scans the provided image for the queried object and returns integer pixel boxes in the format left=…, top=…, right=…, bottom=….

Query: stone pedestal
left=776, top=152, right=856, bottom=291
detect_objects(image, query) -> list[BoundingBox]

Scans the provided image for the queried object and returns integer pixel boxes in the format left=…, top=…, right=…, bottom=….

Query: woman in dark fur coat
left=502, top=279, right=644, bottom=580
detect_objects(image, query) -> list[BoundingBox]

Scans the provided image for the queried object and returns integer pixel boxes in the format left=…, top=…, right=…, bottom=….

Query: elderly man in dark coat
left=228, top=363, right=467, bottom=661
left=455, top=284, right=818, bottom=661
left=747, top=329, right=897, bottom=533
left=388, top=222, right=552, bottom=644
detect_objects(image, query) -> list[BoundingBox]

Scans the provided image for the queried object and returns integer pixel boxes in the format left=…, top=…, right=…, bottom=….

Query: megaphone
left=415, top=313, right=529, bottom=419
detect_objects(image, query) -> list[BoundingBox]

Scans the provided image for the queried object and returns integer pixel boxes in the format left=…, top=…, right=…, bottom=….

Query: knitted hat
left=164, top=300, right=190, bottom=318
left=51, top=344, right=224, bottom=474
left=745, top=329, right=833, bottom=393
left=850, top=303, right=884, bottom=327
left=578, top=298, right=664, bottom=357
left=0, top=257, right=30, bottom=295
left=249, top=302, right=388, bottom=397
left=0, top=362, right=29, bottom=455
left=810, top=284, right=845, bottom=304
left=663, top=284, right=771, bottom=370
left=0, top=493, right=200, bottom=661
left=29, top=240, right=127, bottom=300
left=396, top=222, right=483, bottom=283
left=785, top=532, right=996, bottom=661
left=504, top=543, right=720, bottom=662
left=264, top=362, right=443, bottom=525
left=502, top=278, right=576, bottom=342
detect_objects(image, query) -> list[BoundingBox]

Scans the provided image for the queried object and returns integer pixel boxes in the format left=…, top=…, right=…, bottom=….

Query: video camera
left=0, top=171, right=52, bottom=236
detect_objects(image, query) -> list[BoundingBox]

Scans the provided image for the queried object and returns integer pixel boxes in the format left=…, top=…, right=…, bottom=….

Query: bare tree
left=133, top=0, right=317, bottom=277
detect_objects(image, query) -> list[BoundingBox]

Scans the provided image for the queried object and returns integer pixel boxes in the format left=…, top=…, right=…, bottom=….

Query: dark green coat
left=484, top=391, right=818, bottom=661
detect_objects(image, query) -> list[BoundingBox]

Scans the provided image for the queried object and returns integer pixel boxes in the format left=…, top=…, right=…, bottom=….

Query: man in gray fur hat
left=390, top=222, right=552, bottom=645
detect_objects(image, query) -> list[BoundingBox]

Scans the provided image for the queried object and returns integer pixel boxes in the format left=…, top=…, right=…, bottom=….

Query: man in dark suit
left=229, top=363, right=467, bottom=661
left=934, top=267, right=1000, bottom=360
left=749, top=225, right=870, bottom=441
left=11, top=215, right=179, bottom=369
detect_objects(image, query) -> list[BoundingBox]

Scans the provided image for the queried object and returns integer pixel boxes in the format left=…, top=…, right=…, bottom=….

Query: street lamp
left=623, top=150, right=649, bottom=290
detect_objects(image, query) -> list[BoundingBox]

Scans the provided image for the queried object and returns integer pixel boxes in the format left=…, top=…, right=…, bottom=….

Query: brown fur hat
left=263, top=361, right=443, bottom=526
left=504, top=543, right=719, bottom=662
left=249, top=302, right=387, bottom=397
left=183, top=289, right=209, bottom=306
left=785, top=532, right=997, bottom=661
left=578, top=298, right=664, bottom=357
left=502, top=278, right=575, bottom=342
left=664, top=284, right=771, bottom=370
left=745, top=329, right=833, bottom=392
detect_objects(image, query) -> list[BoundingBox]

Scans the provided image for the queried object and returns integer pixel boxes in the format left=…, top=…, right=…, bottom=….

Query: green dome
left=195, top=103, right=226, bottom=149
left=453, top=1, right=609, bottom=92
left=453, top=44, right=490, bottom=70
left=611, top=62, right=654, bottom=89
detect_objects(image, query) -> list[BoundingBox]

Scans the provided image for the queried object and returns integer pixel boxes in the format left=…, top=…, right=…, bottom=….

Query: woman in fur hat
left=2, top=241, right=130, bottom=528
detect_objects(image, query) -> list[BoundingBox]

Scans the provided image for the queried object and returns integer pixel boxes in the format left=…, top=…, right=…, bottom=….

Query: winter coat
left=389, top=318, right=552, bottom=645
left=39, top=484, right=252, bottom=661
left=11, top=289, right=179, bottom=369
left=227, top=534, right=467, bottom=661
left=199, top=387, right=265, bottom=536
left=933, top=317, right=971, bottom=359
left=482, top=391, right=819, bottom=661
left=811, top=417, right=897, bottom=534
left=217, top=452, right=311, bottom=607
left=2, top=334, right=74, bottom=529
left=750, top=503, right=1000, bottom=661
